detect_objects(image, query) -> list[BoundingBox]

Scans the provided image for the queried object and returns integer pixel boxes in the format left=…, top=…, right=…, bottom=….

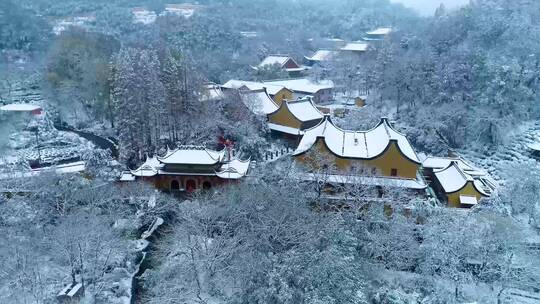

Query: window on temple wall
left=170, top=180, right=180, bottom=191
left=391, top=168, right=398, bottom=177
left=203, top=181, right=212, bottom=190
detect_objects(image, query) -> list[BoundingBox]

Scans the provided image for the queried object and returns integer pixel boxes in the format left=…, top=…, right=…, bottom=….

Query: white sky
left=390, top=0, right=469, bottom=16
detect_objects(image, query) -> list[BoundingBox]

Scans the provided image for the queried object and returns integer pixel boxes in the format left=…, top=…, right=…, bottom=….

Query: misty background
left=391, top=0, right=469, bottom=15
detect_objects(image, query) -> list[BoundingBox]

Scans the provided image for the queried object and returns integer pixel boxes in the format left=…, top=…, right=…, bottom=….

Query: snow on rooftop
left=434, top=162, right=471, bottom=193
left=294, top=117, right=420, bottom=163
left=528, top=142, right=540, bottom=152
left=157, top=146, right=225, bottom=165
left=286, top=98, right=325, bottom=122
left=222, top=79, right=286, bottom=96
left=0, top=103, right=41, bottom=112
left=239, top=89, right=279, bottom=115
left=259, top=55, right=294, bottom=67
left=263, top=78, right=334, bottom=94
left=340, top=42, right=370, bottom=52
left=366, top=27, right=392, bottom=36
left=131, top=155, right=161, bottom=177
left=423, top=156, right=486, bottom=176
left=267, top=122, right=303, bottom=135
left=216, top=158, right=251, bottom=179
left=306, top=50, right=337, bottom=62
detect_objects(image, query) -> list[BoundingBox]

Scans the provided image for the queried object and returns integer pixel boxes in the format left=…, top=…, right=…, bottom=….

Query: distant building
left=364, top=27, right=393, bottom=41
left=221, top=80, right=293, bottom=105
left=339, top=42, right=371, bottom=57
left=256, top=55, right=308, bottom=76
left=267, top=97, right=325, bottom=138
left=423, top=156, right=495, bottom=208
left=52, top=15, right=96, bottom=35
left=132, top=7, right=157, bottom=24
left=304, top=50, right=337, bottom=66
left=0, top=103, right=42, bottom=115
left=162, top=3, right=203, bottom=18
left=120, top=146, right=251, bottom=192
left=262, top=78, right=334, bottom=104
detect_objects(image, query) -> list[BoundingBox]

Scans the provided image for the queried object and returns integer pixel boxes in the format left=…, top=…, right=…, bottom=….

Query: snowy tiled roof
left=258, top=55, right=296, bottom=68
left=216, top=157, right=251, bottom=179
left=0, top=103, right=41, bottom=112
left=222, top=79, right=287, bottom=96
left=294, top=117, right=420, bottom=163
left=366, top=27, right=392, bottom=36
left=263, top=78, right=334, bottom=94
left=157, top=146, right=225, bottom=165
left=340, top=42, right=370, bottom=52
left=131, top=155, right=161, bottom=177
left=434, top=162, right=489, bottom=195
left=305, top=50, right=337, bottom=62
left=239, top=89, right=279, bottom=115
left=423, top=156, right=485, bottom=176
left=286, top=98, right=325, bottom=122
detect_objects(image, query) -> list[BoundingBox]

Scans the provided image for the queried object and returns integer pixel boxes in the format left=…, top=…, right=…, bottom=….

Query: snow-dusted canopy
left=293, top=116, right=420, bottom=163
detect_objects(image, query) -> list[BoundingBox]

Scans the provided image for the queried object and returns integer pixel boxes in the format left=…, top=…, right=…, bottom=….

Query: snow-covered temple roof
left=293, top=116, right=420, bottom=163
left=239, top=89, right=279, bottom=115
left=366, top=27, right=392, bottom=36
left=222, top=79, right=287, bottom=96
left=131, top=155, right=161, bottom=177
left=263, top=78, right=334, bottom=94
left=258, top=55, right=297, bottom=68
left=423, top=156, right=485, bottom=177
left=340, top=42, right=370, bottom=52
left=285, top=98, right=325, bottom=122
left=157, top=146, right=226, bottom=165
left=305, top=50, right=337, bottom=62
left=434, top=161, right=489, bottom=195
left=216, top=157, right=251, bottom=179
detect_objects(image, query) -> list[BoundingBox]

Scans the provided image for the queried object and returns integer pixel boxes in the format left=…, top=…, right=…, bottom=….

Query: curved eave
left=295, top=136, right=412, bottom=163
left=445, top=180, right=489, bottom=197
